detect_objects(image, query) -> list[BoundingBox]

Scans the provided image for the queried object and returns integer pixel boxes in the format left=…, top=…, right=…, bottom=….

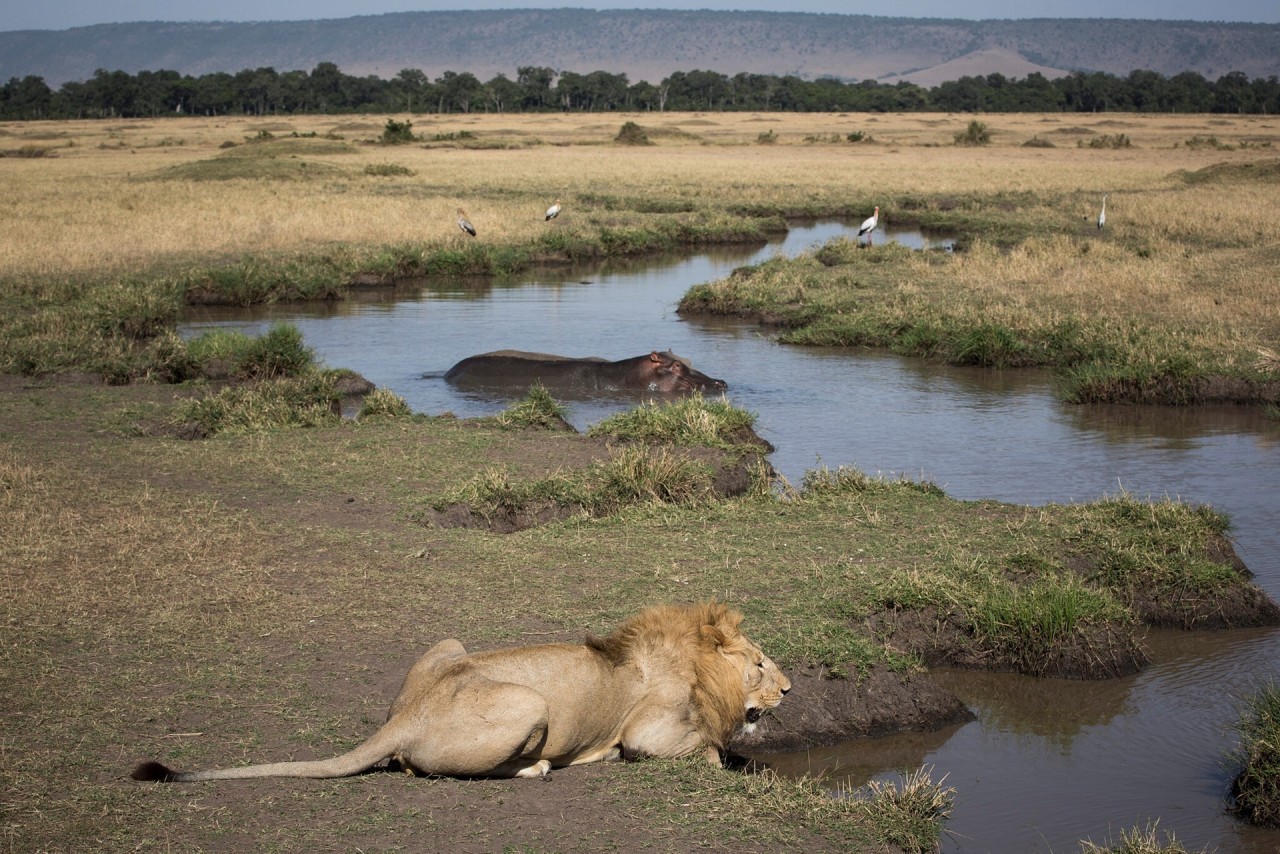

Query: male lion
left=132, top=601, right=789, bottom=782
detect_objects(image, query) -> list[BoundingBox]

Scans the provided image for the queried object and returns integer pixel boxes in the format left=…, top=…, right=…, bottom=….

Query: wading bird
left=457, top=208, right=477, bottom=237
left=1097, top=194, right=1107, bottom=230
left=858, top=206, right=880, bottom=246
left=545, top=198, right=562, bottom=221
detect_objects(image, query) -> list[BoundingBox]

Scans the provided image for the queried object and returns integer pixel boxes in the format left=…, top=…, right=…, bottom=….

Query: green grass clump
left=432, top=445, right=721, bottom=521
left=627, top=758, right=953, bottom=852
left=0, top=274, right=188, bottom=380
left=1081, top=133, right=1132, bottom=149
left=364, top=163, right=415, bottom=177
left=495, top=385, right=568, bottom=428
left=1230, top=681, right=1280, bottom=828
left=379, top=118, right=417, bottom=144
left=1078, top=821, right=1205, bottom=853
left=358, top=387, right=412, bottom=419
left=954, top=120, right=991, bottom=146
left=187, top=322, right=315, bottom=380
left=800, top=464, right=945, bottom=498
left=850, top=766, right=957, bottom=853
left=967, top=573, right=1128, bottom=668
left=182, top=253, right=356, bottom=304
left=1064, top=495, right=1249, bottom=626
left=588, top=394, right=759, bottom=450
left=173, top=371, right=342, bottom=436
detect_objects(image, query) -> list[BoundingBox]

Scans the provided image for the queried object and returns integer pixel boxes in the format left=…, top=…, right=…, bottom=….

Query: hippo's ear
left=649, top=351, right=663, bottom=363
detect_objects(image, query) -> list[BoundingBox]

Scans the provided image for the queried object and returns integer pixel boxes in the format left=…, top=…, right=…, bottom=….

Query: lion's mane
left=587, top=600, right=751, bottom=752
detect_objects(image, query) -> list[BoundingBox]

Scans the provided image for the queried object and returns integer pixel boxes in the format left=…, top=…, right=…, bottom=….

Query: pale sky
left=3, top=0, right=1277, bottom=32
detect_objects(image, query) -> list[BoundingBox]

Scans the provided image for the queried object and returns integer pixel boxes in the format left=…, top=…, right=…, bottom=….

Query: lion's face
left=735, top=636, right=791, bottom=733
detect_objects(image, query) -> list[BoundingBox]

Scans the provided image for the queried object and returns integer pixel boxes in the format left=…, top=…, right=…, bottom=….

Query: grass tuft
left=801, top=464, right=945, bottom=498
left=588, top=394, right=760, bottom=451
left=187, top=322, right=316, bottom=380
left=430, top=444, right=720, bottom=522
left=358, top=387, right=412, bottom=419
left=843, top=766, right=957, bottom=853
left=495, top=385, right=569, bottom=429
left=1229, top=680, right=1280, bottom=828
left=1078, top=821, right=1207, bottom=853
left=173, top=371, right=342, bottom=436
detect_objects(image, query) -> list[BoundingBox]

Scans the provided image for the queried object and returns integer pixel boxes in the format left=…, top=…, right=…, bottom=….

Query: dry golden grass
left=2, top=111, right=1278, bottom=281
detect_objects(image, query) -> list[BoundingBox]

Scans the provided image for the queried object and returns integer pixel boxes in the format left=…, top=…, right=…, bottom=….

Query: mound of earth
left=733, top=664, right=975, bottom=754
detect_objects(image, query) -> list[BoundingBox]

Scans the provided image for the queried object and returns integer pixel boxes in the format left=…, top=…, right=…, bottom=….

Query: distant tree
left=932, top=76, right=986, bottom=112
left=730, top=72, right=776, bottom=110
left=308, top=62, right=347, bottom=112
left=555, top=71, right=588, bottom=110
left=1251, top=75, right=1280, bottom=115
left=234, top=67, right=280, bottom=115
left=1214, top=71, right=1256, bottom=114
left=516, top=66, right=556, bottom=110
left=582, top=70, right=629, bottom=111
left=627, top=80, right=661, bottom=111
left=390, top=68, right=429, bottom=113
left=1165, top=71, right=1214, bottom=112
left=191, top=71, right=235, bottom=115
left=1, top=75, right=53, bottom=119
left=484, top=73, right=521, bottom=113
left=436, top=70, right=482, bottom=113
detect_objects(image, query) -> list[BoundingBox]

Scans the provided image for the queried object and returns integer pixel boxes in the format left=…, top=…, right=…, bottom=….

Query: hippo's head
left=646, top=351, right=728, bottom=393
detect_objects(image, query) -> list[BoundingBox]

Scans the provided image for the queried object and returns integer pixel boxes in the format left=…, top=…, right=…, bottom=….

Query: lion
left=131, top=601, right=789, bottom=782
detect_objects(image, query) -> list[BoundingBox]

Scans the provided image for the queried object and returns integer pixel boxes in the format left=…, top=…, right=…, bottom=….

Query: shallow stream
left=182, top=220, right=1280, bottom=852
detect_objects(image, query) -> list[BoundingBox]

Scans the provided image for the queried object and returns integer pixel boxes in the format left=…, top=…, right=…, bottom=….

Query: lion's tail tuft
left=131, top=760, right=184, bottom=782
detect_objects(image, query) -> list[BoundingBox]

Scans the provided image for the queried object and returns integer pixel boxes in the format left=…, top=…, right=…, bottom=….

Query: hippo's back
left=444, top=351, right=607, bottom=385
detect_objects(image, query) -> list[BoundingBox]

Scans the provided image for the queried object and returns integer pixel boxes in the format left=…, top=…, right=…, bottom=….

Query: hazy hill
left=1, top=10, right=1276, bottom=89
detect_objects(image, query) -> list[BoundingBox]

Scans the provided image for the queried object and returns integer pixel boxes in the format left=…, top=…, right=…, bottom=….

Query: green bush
left=380, top=119, right=416, bottom=144
left=954, top=121, right=991, bottom=146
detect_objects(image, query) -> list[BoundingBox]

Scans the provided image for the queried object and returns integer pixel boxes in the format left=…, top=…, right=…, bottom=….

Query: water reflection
left=929, top=669, right=1135, bottom=749
left=758, top=722, right=967, bottom=789
left=179, top=219, right=1280, bottom=854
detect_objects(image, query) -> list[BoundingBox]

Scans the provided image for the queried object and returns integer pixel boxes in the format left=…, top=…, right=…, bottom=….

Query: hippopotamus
left=444, top=350, right=727, bottom=394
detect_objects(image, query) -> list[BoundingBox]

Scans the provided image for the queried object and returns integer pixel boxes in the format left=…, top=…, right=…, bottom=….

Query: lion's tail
left=131, top=722, right=404, bottom=783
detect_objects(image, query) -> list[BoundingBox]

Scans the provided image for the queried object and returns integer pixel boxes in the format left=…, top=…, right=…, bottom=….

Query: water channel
left=181, top=220, right=1280, bottom=853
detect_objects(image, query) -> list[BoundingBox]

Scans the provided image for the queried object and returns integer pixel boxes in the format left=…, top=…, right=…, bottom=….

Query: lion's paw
left=515, top=759, right=552, bottom=779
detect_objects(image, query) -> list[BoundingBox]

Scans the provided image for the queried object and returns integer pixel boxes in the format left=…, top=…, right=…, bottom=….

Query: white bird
left=1097, top=194, right=1107, bottom=230
left=457, top=207, right=476, bottom=237
left=858, top=206, right=880, bottom=245
left=545, top=198, right=562, bottom=221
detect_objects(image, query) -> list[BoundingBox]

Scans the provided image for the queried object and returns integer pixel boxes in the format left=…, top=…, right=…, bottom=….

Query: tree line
left=3, top=62, right=1278, bottom=119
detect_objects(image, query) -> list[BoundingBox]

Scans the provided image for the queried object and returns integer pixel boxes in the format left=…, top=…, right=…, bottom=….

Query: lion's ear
left=700, top=625, right=727, bottom=647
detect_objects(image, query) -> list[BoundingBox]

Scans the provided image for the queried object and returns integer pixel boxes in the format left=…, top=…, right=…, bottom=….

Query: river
left=181, top=220, right=1280, bottom=853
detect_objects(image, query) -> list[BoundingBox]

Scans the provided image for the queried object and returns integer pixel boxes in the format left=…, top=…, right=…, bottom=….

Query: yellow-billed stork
left=858, top=206, right=880, bottom=246
left=457, top=207, right=477, bottom=237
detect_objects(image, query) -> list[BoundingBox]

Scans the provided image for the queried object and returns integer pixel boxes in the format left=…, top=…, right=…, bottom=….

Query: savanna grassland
left=2, top=111, right=1279, bottom=853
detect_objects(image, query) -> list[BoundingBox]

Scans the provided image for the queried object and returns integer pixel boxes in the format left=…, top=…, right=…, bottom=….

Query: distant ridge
left=0, top=10, right=1276, bottom=89
left=883, top=48, right=1072, bottom=87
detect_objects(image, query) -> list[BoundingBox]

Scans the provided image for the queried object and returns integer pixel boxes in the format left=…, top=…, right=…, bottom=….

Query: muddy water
left=181, top=220, right=1280, bottom=853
